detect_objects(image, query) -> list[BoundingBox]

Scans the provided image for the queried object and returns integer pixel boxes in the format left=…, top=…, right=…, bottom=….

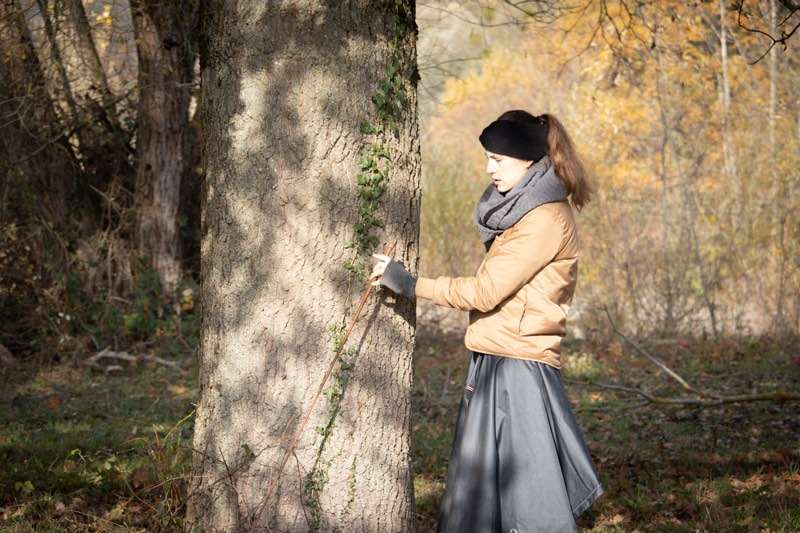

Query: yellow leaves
left=467, top=29, right=482, bottom=48
left=14, top=480, right=35, bottom=496
left=427, top=0, right=800, bottom=253
left=596, top=512, right=627, bottom=527
left=103, top=501, right=127, bottom=521
left=698, top=484, right=720, bottom=505
left=729, top=474, right=766, bottom=494
left=684, top=21, right=707, bottom=41
left=440, top=78, right=466, bottom=109
left=95, top=4, right=112, bottom=26
left=180, top=288, right=194, bottom=312
left=168, top=384, right=189, bottom=396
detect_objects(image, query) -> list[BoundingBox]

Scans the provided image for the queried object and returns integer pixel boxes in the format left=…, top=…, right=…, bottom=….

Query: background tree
left=130, top=0, right=199, bottom=293
left=421, top=0, right=800, bottom=343
left=1, top=0, right=201, bottom=359
left=0, top=0, right=80, bottom=226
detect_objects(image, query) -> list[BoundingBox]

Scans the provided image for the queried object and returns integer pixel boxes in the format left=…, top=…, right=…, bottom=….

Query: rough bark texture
left=20, top=0, right=132, bottom=229
left=35, top=0, right=82, bottom=134
left=186, top=1, right=420, bottom=532
left=131, top=0, right=198, bottom=292
left=63, top=0, right=118, bottom=121
left=0, top=0, right=77, bottom=224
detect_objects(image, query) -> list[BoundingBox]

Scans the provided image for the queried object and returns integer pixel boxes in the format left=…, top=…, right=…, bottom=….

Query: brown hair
left=496, top=110, right=595, bottom=211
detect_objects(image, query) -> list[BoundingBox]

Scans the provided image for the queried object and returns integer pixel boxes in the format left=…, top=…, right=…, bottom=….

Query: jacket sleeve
left=415, top=206, right=566, bottom=312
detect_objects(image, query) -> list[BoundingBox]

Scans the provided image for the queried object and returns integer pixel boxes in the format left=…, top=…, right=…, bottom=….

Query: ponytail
left=541, top=113, right=595, bottom=211
left=495, top=110, right=595, bottom=210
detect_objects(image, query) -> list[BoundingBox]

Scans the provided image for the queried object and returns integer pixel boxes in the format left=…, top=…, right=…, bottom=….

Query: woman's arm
left=415, top=206, right=566, bottom=312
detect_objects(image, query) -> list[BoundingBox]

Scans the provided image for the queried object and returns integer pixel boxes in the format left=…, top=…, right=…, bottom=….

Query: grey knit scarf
left=474, top=154, right=568, bottom=251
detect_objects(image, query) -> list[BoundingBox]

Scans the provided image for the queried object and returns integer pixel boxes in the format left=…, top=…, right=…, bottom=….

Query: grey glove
left=379, top=259, right=417, bottom=300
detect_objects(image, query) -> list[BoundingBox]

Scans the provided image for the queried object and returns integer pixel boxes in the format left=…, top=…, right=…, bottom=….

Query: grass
left=0, top=360, right=197, bottom=531
left=410, top=332, right=800, bottom=532
left=0, top=329, right=798, bottom=531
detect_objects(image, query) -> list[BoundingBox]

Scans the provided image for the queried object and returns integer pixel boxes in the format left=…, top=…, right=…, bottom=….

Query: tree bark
left=0, top=0, right=77, bottom=224
left=130, top=0, right=198, bottom=293
left=718, top=0, right=739, bottom=215
left=766, top=0, right=788, bottom=332
left=34, top=0, right=82, bottom=136
left=58, top=0, right=134, bottom=225
left=186, top=1, right=420, bottom=532
left=652, top=18, right=677, bottom=335
left=63, top=0, right=119, bottom=127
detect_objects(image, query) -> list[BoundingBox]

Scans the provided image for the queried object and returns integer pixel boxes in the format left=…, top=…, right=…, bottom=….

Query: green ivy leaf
left=359, top=120, right=376, bottom=134
left=372, top=92, right=386, bottom=108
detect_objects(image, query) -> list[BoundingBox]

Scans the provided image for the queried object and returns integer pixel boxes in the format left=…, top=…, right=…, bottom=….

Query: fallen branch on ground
left=563, top=377, right=800, bottom=405
left=569, top=306, right=800, bottom=405
left=85, top=346, right=185, bottom=373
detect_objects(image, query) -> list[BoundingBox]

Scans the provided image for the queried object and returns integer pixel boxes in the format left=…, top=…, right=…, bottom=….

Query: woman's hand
left=370, top=253, right=417, bottom=300
left=369, top=253, right=390, bottom=287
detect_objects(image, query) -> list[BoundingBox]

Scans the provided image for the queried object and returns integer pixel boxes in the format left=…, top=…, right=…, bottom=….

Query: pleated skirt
left=436, top=351, right=604, bottom=533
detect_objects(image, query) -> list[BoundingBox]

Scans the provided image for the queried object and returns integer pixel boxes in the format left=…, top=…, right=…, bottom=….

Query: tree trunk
left=130, top=0, right=198, bottom=293
left=766, top=0, right=787, bottom=332
left=186, top=1, right=420, bottom=532
left=0, top=0, right=77, bottom=225
left=34, top=0, right=82, bottom=136
left=652, top=19, right=677, bottom=335
left=63, top=0, right=120, bottom=128
left=718, top=0, right=739, bottom=218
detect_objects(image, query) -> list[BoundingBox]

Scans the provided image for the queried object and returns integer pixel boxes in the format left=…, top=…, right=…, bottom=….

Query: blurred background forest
left=2, top=0, right=798, bottom=370
left=417, top=1, right=800, bottom=343
left=1, top=0, right=202, bottom=366
left=1, top=0, right=799, bottom=530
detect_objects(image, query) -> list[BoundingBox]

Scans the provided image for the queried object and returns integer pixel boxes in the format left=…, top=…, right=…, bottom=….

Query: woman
left=370, top=110, right=604, bottom=532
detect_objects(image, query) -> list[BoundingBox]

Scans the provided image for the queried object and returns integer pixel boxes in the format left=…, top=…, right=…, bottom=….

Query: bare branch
left=418, top=55, right=483, bottom=72
left=585, top=305, right=800, bottom=406
left=735, top=0, right=800, bottom=64
left=85, top=346, right=186, bottom=373
left=418, top=1, right=541, bottom=27
left=564, top=378, right=800, bottom=405
left=602, top=305, right=712, bottom=397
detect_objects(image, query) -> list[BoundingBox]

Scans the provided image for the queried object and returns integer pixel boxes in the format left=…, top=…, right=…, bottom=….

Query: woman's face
left=485, top=150, right=533, bottom=194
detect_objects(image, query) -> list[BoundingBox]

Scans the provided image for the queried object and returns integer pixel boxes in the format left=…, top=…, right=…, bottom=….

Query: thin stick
left=253, top=239, right=397, bottom=524
left=584, top=305, right=800, bottom=406
left=564, top=378, right=800, bottom=405
left=601, top=305, right=714, bottom=398
left=85, top=346, right=185, bottom=372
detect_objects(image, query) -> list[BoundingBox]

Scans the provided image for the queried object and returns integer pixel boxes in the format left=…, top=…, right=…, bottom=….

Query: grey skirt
left=436, top=351, right=604, bottom=533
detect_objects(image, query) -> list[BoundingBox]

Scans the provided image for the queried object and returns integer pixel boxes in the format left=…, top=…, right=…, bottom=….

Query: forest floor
left=0, top=315, right=798, bottom=531
left=412, top=311, right=800, bottom=532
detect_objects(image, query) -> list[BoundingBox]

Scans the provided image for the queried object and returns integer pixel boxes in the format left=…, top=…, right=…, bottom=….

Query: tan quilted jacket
left=414, top=200, right=579, bottom=370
